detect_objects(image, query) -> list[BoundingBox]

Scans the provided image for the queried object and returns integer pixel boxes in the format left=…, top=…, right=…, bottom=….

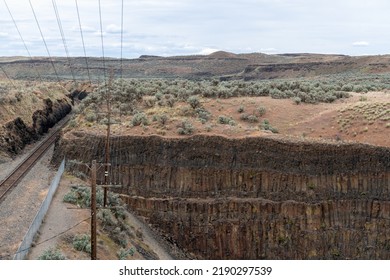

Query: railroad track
left=0, top=116, right=69, bottom=202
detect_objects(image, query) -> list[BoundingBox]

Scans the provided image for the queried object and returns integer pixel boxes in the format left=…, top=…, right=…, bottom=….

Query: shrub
left=85, top=112, right=97, bottom=122
left=187, top=96, right=201, bottom=109
left=155, top=92, right=163, bottom=101
left=131, top=113, right=148, bottom=126
left=177, top=120, right=194, bottom=135
left=353, top=85, right=366, bottom=93
left=98, top=209, right=118, bottom=229
left=228, top=119, right=237, bottom=126
left=166, top=97, right=176, bottom=107
left=72, top=234, right=91, bottom=254
left=240, top=114, right=259, bottom=123
left=341, top=84, right=354, bottom=92
left=195, top=107, right=211, bottom=123
left=237, top=105, right=245, bottom=113
left=260, top=119, right=279, bottom=133
left=292, top=96, right=302, bottom=105
left=218, top=115, right=232, bottom=124
left=38, top=248, right=66, bottom=260
left=117, top=248, right=136, bottom=260
left=68, top=119, right=77, bottom=128
left=257, top=106, right=267, bottom=117
left=63, top=185, right=104, bottom=208
left=156, top=114, right=169, bottom=126
left=143, top=96, right=156, bottom=108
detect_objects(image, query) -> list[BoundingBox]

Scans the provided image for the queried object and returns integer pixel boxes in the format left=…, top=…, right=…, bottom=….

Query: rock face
left=56, top=133, right=390, bottom=259
left=0, top=98, right=71, bottom=155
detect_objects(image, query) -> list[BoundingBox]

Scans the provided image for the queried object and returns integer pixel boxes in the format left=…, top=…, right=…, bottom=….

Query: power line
left=75, top=0, right=92, bottom=84
left=120, top=0, right=124, bottom=79
left=98, top=0, right=107, bottom=86
left=52, top=0, right=77, bottom=85
left=29, top=0, right=61, bottom=83
left=0, top=64, right=16, bottom=89
left=3, top=0, right=43, bottom=83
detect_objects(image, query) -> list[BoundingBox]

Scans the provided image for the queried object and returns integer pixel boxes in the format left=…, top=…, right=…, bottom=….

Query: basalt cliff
left=0, top=98, right=71, bottom=156
left=54, top=132, right=390, bottom=259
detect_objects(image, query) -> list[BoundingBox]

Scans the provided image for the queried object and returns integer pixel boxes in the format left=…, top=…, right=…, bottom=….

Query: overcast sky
left=0, top=0, right=389, bottom=58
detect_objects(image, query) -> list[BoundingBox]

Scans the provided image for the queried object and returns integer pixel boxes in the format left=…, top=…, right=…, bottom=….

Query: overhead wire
left=52, top=0, right=77, bottom=85
left=3, top=0, right=43, bottom=83
left=75, top=0, right=92, bottom=84
left=0, top=64, right=16, bottom=89
left=120, top=0, right=124, bottom=80
left=98, top=0, right=107, bottom=88
left=29, top=0, right=61, bottom=83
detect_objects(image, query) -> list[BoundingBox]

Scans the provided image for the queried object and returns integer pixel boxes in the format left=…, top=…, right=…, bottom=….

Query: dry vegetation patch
left=0, top=80, right=70, bottom=125
left=64, top=78, right=389, bottom=146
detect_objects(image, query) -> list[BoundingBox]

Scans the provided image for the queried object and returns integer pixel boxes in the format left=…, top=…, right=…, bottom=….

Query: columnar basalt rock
left=55, top=133, right=390, bottom=259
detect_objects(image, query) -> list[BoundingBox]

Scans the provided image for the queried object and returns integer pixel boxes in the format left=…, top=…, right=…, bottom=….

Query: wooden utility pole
left=90, top=160, right=97, bottom=260
left=103, top=72, right=113, bottom=207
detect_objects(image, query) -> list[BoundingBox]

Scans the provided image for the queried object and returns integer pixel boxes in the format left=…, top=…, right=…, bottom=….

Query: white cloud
left=352, top=41, right=370, bottom=47
left=198, top=48, right=220, bottom=55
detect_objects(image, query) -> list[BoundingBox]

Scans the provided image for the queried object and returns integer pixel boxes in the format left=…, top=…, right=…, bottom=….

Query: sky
left=0, top=0, right=389, bottom=58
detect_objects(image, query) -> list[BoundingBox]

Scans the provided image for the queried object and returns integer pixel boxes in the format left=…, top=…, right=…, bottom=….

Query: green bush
left=196, top=107, right=211, bottom=123
left=218, top=115, right=233, bottom=124
left=63, top=185, right=104, bottom=208
left=131, top=113, right=148, bottom=126
left=292, top=96, right=301, bottom=105
left=177, top=120, right=194, bottom=135
left=117, top=247, right=136, bottom=260
left=38, top=248, right=66, bottom=260
left=156, top=114, right=169, bottom=126
left=143, top=96, right=156, bottom=108
left=240, top=114, right=259, bottom=123
left=257, top=106, right=267, bottom=117
left=187, top=96, right=201, bottom=109
left=73, top=234, right=91, bottom=254
left=98, top=209, right=118, bottom=229
left=341, top=84, right=354, bottom=92
left=260, top=119, right=279, bottom=133
left=85, top=112, right=97, bottom=122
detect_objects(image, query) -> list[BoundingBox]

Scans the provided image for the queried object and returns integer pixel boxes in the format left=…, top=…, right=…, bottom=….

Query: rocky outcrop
left=0, top=98, right=71, bottom=155
left=56, top=133, right=390, bottom=259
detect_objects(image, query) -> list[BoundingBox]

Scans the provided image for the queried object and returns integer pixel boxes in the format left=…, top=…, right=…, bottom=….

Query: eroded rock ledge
left=0, top=98, right=71, bottom=155
left=55, top=133, right=390, bottom=259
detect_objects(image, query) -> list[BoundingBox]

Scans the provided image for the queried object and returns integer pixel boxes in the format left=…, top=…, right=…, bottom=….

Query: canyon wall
left=55, top=133, right=390, bottom=259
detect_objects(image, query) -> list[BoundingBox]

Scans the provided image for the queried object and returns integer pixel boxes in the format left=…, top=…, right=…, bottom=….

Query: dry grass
left=337, top=101, right=390, bottom=135
left=0, top=79, right=70, bottom=126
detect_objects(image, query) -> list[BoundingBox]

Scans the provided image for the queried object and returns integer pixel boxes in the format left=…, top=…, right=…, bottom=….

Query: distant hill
left=1, top=52, right=390, bottom=82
